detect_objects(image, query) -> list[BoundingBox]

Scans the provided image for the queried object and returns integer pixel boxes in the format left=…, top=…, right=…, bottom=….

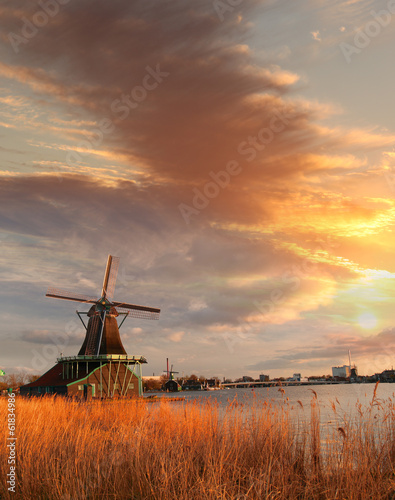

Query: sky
left=1, top=0, right=395, bottom=380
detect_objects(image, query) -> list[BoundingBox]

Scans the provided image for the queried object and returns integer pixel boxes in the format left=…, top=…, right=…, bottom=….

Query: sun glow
left=357, top=312, right=377, bottom=329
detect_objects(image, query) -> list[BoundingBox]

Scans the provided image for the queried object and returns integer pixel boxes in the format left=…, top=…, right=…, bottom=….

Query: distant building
left=379, top=369, right=395, bottom=382
left=206, top=378, right=219, bottom=388
left=332, top=365, right=351, bottom=378
left=291, top=373, right=301, bottom=381
left=259, top=374, right=270, bottom=382
left=164, top=379, right=181, bottom=392
left=182, top=379, right=202, bottom=390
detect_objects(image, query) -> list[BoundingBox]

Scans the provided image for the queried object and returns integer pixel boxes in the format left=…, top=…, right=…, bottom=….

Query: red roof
left=22, top=362, right=93, bottom=388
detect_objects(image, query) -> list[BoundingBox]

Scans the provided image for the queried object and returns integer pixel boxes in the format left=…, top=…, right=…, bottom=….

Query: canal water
left=147, top=382, right=395, bottom=433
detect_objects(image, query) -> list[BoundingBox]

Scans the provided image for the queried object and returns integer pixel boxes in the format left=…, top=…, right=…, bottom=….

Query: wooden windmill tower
left=21, top=256, right=160, bottom=399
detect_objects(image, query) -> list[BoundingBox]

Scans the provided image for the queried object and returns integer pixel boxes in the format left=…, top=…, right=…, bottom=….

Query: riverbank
left=1, top=390, right=394, bottom=499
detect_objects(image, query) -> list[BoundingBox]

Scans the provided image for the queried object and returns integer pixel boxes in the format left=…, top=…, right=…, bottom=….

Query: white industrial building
left=332, top=365, right=351, bottom=378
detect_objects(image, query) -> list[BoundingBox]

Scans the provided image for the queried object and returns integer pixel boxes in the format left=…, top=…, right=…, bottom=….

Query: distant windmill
left=163, top=359, right=179, bottom=381
left=47, top=255, right=160, bottom=356
left=21, top=255, right=160, bottom=399
left=163, top=358, right=181, bottom=392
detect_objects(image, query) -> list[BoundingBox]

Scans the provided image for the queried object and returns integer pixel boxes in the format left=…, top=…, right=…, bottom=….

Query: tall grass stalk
left=1, top=394, right=394, bottom=499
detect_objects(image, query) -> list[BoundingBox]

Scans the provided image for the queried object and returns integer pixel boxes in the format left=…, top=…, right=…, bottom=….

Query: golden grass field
left=1, top=387, right=395, bottom=499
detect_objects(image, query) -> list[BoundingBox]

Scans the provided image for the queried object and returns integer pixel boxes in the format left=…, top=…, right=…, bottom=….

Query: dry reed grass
left=1, top=390, right=395, bottom=499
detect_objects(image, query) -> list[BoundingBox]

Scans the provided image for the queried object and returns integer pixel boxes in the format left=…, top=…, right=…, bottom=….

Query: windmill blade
left=46, top=287, right=98, bottom=305
left=115, top=304, right=160, bottom=320
left=105, top=255, right=120, bottom=300
left=112, top=300, right=160, bottom=314
left=101, top=255, right=120, bottom=299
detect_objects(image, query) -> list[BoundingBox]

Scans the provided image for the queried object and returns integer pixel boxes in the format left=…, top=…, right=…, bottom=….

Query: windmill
left=47, top=255, right=160, bottom=356
left=163, top=358, right=181, bottom=392
left=163, top=359, right=179, bottom=380
left=20, top=255, right=160, bottom=399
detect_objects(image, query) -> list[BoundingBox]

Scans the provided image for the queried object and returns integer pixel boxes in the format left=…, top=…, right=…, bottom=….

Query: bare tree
left=142, top=378, right=163, bottom=392
left=5, top=372, right=31, bottom=388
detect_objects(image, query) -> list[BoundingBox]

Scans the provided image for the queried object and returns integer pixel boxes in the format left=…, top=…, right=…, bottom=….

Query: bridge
left=221, top=380, right=346, bottom=389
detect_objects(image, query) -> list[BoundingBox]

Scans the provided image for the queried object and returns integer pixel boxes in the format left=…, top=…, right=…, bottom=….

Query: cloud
left=20, top=329, right=83, bottom=346
left=188, top=299, right=208, bottom=312
left=247, top=327, right=395, bottom=373
left=0, top=2, right=350, bottom=188
left=0, top=1, right=391, bottom=229
left=311, top=31, right=322, bottom=42
left=167, top=331, right=185, bottom=342
left=20, top=330, right=53, bottom=344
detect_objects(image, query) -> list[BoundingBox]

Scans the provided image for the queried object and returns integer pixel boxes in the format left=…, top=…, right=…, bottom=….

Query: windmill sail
left=46, top=288, right=97, bottom=304
left=112, top=301, right=160, bottom=320
left=46, top=255, right=160, bottom=356
left=101, top=255, right=120, bottom=299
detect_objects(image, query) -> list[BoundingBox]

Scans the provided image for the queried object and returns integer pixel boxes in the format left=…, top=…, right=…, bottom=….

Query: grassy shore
left=1, top=389, right=394, bottom=499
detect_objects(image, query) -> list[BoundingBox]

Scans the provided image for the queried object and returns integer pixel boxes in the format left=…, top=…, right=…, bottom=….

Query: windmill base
left=20, top=355, right=147, bottom=399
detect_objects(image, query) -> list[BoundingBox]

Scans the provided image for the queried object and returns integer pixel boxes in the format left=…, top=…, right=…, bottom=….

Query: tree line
left=0, top=372, right=40, bottom=392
